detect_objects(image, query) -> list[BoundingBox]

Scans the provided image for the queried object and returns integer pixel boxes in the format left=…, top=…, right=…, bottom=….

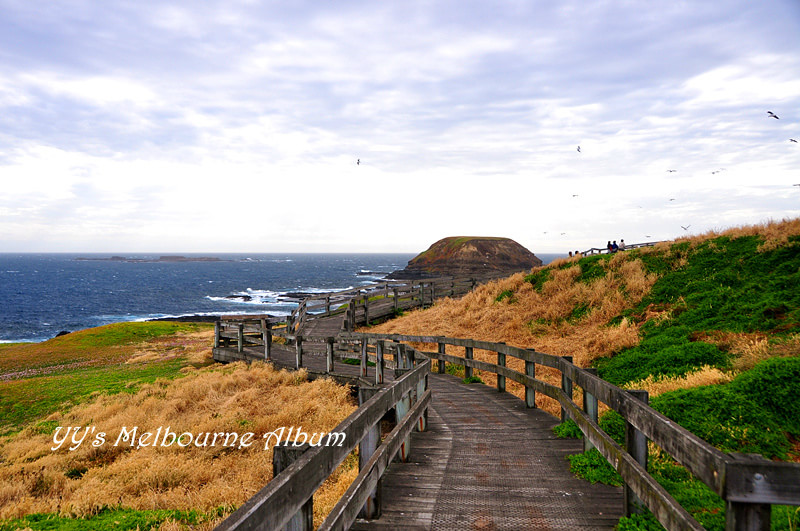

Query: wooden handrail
left=335, top=331, right=800, bottom=530
left=215, top=355, right=430, bottom=531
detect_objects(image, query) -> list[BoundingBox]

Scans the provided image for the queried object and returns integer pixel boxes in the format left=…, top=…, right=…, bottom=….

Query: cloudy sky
left=1, top=1, right=799, bottom=254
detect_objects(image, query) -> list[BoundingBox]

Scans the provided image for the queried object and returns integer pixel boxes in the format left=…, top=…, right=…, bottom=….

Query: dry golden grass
left=0, top=323, right=214, bottom=379
left=622, top=366, right=735, bottom=398
left=367, top=252, right=662, bottom=416
left=0, top=361, right=357, bottom=527
left=673, top=217, right=800, bottom=252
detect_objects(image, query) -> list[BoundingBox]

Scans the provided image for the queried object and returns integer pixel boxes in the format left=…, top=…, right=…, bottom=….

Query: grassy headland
left=368, top=218, right=800, bottom=530
left=0, top=322, right=358, bottom=529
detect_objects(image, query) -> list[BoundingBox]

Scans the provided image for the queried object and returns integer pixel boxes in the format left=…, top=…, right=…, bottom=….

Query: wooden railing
left=581, top=241, right=663, bottom=255
left=338, top=332, right=800, bottom=531
left=286, top=272, right=514, bottom=335
left=215, top=343, right=431, bottom=531
left=214, top=314, right=283, bottom=359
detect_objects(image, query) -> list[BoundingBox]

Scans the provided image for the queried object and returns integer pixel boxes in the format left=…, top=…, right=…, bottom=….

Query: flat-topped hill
left=389, top=236, right=542, bottom=279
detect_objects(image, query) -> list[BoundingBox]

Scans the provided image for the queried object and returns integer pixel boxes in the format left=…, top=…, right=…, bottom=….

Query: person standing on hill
left=611, top=241, right=619, bottom=252
left=607, top=241, right=613, bottom=253
left=619, top=239, right=626, bottom=251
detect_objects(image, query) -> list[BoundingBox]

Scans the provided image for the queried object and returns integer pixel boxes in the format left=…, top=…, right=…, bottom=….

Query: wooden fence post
left=214, top=321, right=220, bottom=348
left=624, top=390, right=649, bottom=516
left=364, top=294, right=370, bottom=325
left=273, top=444, right=313, bottom=531
left=260, top=319, right=270, bottom=360
left=583, top=368, right=599, bottom=452
left=264, top=320, right=272, bottom=360
left=375, top=340, right=385, bottom=385
left=295, top=335, right=303, bottom=369
left=437, top=342, right=446, bottom=374
left=497, top=343, right=507, bottom=393
left=561, top=356, right=573, bottom=422
left=725, top=453, right=772, bottom=531
left=358, top=386, right=382, bottom=520
left=497, top=353, right=506, bottom=392
left=237, top=324, right=244, bottom=353
left=325, top=296, right=330, bottom=315
left=394, top=368, right=412, bottom=462
left=360, top=339, right=369, bottom=377
left=464, top=346, right=474, bottom=379
left=395, top=343, right=408, bottom=370
left=326, top=337, right=335, bottom=373
left=525, top=350, right=536, bottom=408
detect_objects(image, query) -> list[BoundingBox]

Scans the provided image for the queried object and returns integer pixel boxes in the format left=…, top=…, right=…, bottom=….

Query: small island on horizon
left=74, top=255, right=228, bottom=263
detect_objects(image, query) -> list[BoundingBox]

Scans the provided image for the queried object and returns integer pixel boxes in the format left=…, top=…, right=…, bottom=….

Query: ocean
left=0, top=253, right=561, bottom=343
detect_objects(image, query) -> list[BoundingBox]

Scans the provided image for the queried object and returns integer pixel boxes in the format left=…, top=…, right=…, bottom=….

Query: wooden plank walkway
left=351, top=373, right=623, bottom=530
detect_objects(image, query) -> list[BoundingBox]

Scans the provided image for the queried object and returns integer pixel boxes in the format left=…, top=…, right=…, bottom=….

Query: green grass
left=650, top=356, right=800, bottom=459
left=566, top=449, right=623, bottom=486
left=494, top=289, right=516, bottom=303
left=523, top=269, right=550, bottom=292
left=574, top=254, right=612, bottom=284
left=0, top=506, right=227, bottom=531
left=342, top=357, right=375, bottom=367
left=596, top=234, right=800, bottom=386
left=0, top=358, right=187, bottom=435
left=558, top=231, right=800, bottom=529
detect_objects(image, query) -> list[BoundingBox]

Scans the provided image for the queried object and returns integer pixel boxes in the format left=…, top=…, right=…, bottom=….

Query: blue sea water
left=0, top=253, right=562, bottom=343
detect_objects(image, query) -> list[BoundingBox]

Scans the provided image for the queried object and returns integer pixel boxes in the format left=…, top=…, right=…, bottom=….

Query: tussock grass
left=0, top=361, right=357, bottom=526
left=0, top=322, right=213, bottom=377
left=622, top=366, right=734, bottom=398
left=368, top=252, right=658, bottom=415
left=0, top=324, right=215, bottom=435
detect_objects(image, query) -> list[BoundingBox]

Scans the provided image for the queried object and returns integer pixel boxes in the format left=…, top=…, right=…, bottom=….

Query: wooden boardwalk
left=351, top=373, right=623, bottom=530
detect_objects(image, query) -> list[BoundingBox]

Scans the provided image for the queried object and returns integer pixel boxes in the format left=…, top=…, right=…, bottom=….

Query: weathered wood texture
left=351, top=373, right=623, bottom=530
left=215, top=359, right=431, bottom=531
left=340, top=332, right=800, bottom=531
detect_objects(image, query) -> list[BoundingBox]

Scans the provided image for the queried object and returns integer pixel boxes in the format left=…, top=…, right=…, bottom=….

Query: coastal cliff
left=389, top=236, right=542, bottom=279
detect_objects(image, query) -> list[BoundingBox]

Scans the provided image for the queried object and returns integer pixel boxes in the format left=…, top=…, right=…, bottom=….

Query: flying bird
left=577, top=146, right=581, bottom=153
left=356, top=159, right=360, bottom=165
left=666, top=169, right=677, bottom=173
left=560, top=232, right=566, bottom=236
left=669, top=198, right=676, bottom=201
left=681, top=225, right=691, bottom=231
left=791, top=139, right=798, bottom=143
left=767, top=111, right=779, bottom=119
left=572, top=194, right=579, bottom=197
left=645, top=235, right=651, bottom=238
left=794, top=184, right=800, bottom=187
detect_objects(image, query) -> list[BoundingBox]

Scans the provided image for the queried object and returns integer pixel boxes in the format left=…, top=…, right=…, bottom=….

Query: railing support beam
left=295, top=335, right=303, bottom=369
left=583, top=368, right=598, bottom=452
left=624, top=389, right=649, bottom=516
left=273, top=444, right=313, bottom=531
left=358, top=386, right=382, bottom=520
left=560, top=356, right=573, bottom=422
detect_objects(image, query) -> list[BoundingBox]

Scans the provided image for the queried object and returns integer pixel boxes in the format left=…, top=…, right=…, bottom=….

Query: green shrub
left=566, top=448, right=622, bottom=486
left=553, top=419, right=583, bottom=439
left=595, top=328, right=728, bottom=386
left=462, top=375, right=483, bottom=384
left=494, top=289, right=516, bottom=303
left=652, top=384, right=791, bottom=459
left=524, top=269, right=550, bottom=292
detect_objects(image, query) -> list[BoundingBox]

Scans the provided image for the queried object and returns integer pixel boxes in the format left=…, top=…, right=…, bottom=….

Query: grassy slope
left=368, top=218, right=800, bottom=530
left=0, top=322, right=358, bottom=530
left=0, top=322, right=214, bottom=435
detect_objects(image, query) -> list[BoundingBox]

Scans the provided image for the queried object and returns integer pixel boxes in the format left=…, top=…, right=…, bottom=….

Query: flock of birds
left=567, top=110, right=799, bottom=239
left=354, top=111, right=797, bottom=245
